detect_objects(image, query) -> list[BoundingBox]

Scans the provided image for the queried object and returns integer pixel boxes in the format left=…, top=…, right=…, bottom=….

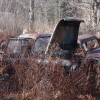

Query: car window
left=87, top=39, right=99, bottom=49
left=34, top=37, right=50, bottom=52
left=83, top=39, right=99, bottom=51
left=7, top=41, right=21, bottom=54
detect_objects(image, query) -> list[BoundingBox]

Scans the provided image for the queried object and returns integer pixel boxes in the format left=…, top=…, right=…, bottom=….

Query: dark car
left=78, top=34, right=100, bottom=61
left=0, top=33, right=51, bottom=65
left=19, top=33, right=51, bottom=52
left=2, top=17, right=100, bottom=76
left=1, top=17, right=88, bottom=72
left=1, top=38, right=32, bottom=66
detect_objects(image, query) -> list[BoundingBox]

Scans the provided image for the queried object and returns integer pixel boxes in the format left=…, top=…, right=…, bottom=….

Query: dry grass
left=0, top=53, right=99, bottom=100
left=0, top=32, right=100, bottom=100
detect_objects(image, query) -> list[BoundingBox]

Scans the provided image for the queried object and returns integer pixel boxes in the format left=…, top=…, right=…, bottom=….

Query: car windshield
left=34, top=37, right=50, bottom=52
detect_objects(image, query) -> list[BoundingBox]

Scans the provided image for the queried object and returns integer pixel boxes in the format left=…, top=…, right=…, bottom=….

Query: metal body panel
left=45, top=17, right=84, bottom=54
left=63, top=17, right=84, bottom=22
left=78, top=34, right=100, bottom=59
left=78, top=34, right=97, bottom=44
left=87, top=47, right=100, bottom=58
left=18, top=33, right=51, bottom=40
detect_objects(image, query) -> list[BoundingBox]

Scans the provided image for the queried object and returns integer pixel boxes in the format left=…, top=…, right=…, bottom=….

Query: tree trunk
left=29, top=0, right=35, bottom=31
left=92, top=0, right=100, bottom=25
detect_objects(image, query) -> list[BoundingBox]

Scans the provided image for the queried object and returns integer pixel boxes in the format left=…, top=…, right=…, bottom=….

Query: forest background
left=0, top=0, right=100, bottom=36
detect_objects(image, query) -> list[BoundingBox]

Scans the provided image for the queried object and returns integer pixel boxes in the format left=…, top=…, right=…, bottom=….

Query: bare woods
left=0, top=0, right=100, bottom=35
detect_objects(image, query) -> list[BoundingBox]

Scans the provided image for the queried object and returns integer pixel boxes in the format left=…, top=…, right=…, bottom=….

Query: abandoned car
left=18, top=33, right=51, bottom=52
left=0, top=38, right=32, bottom=66
left=78, top=33, right=100, bottom=61
left=18, top=17, right=100, bottom=68
left=0, top=17, right=100, bottom=72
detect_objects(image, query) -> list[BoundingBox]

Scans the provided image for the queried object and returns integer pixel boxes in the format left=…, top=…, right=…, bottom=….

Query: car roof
left=18, top=33, right=38, bottom=39
left=18, top=33, right=51, bottom=39
left=38, top=34, right=51, bottom=38
left=9, top=37, right=28, bottom=41
left=78, top=34, right=97, bottom=44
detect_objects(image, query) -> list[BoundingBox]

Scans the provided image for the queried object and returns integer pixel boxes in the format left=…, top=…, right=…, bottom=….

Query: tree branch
left=17, top=0, right=29, bottom=12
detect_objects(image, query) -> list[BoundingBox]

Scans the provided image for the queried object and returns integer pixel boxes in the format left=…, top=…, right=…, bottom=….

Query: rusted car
left=0, top=17, right=84, bottom=67
left=1, top=38, right=31, bottom=66
left=18, top=28, right=100, bottom=63
left=0, top=34, right=52, bottom=66
left=18, top=33, right=51, bottom=52
left=78, top=34, right=100, bottom=61
left=2, top=17, right=97, bottom=75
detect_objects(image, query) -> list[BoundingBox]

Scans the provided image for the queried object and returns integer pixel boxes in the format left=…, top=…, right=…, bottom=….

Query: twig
left=17, top=0, right=29, bottom=12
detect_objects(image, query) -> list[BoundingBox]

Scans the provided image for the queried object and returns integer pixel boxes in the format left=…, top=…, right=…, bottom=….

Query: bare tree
left=17, top=0, right=35, bottom=31
left=92, top=0, right=100, bottom=25
left=29, top=0, right=35, bottom=31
